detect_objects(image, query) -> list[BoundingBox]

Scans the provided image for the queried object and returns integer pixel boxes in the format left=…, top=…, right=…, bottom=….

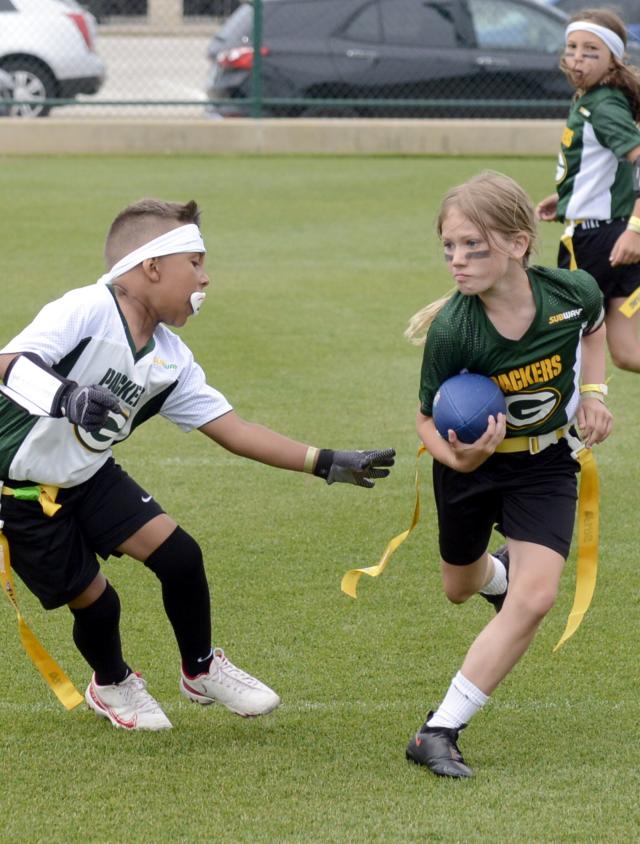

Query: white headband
left=566, top=21, right=625, bottom=60
left=97, top=223, right=206, bottom=286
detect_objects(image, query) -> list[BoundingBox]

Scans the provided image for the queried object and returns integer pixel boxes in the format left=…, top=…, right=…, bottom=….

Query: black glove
left=313, top=448, right=395, bottom=488
left=59, top=383, right=123, bottom=433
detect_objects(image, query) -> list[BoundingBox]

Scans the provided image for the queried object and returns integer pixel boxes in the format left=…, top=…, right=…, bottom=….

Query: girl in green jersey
left=405, top=171, right=612, bottom=778
left=537, top=8, right=640, bottom=373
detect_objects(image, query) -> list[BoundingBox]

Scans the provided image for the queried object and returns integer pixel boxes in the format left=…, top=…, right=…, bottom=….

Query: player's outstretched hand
left=61, top=384, right=123, bottom=433
left=313, top=448, right=396, bottom=488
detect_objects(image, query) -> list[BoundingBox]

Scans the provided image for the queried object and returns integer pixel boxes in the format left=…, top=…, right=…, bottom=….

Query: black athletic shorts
left=558, top=218, right=640, bottom=307
left=0, top=458, right=164, bottom=610
left=433, top=439, right=579, bottom=565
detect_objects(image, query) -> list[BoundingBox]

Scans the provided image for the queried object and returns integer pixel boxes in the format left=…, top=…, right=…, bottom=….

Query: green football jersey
left=556, top=86, right=640, bottom=222
left=418, top=266, right=604, bottom=437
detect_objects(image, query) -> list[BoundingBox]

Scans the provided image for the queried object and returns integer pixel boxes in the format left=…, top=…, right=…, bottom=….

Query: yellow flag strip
left=342, top=442, right=600, bottom=653
left=553, top=447, right=599, bottom=651
left=619, top=283, right=640, bottom=318
left=560, top=230, right=579, bottom=271
left=0, top=486, right=83, bottom=710
left=341, top=445, right=427, bottom=598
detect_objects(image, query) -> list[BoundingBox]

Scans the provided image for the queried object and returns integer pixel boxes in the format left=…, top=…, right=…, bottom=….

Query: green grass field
left=0, top=155, right=638, bottom=843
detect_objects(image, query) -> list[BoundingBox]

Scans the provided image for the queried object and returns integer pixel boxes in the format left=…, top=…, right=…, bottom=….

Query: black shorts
left=0, top=458, right=164, bottom=610
left=433, top=440, right=579, bottom=565
left=558, top=218, right=640, bottom=307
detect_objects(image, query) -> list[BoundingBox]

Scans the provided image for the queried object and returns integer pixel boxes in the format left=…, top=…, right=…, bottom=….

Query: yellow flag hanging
left=340, top=440, right=600, bottom=653
left=341, top=445, right=427, bottom=598
left=0, top=522, right=83, bottom=711
left=619, top=283, right=640, bottom=318
left=553, top=447, right=600, bottom=651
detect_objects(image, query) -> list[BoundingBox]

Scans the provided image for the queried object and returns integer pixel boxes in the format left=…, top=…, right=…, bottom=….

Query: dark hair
left=104, top=198, right=201, bottom=267
left=562, top=8, right=640, bottom=120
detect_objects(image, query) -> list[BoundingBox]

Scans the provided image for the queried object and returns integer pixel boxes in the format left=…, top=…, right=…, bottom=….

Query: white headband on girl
left=97, top=223, right=208, bottom=314
left=566, top=21, right=625, bottom=60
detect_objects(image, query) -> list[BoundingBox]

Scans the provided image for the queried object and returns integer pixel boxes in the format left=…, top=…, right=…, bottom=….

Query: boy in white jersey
left=404, top=172, right=612, bottom=778
left=536, top=8, right=640, bottom=373
left=0, top=198, right=395, bottom=731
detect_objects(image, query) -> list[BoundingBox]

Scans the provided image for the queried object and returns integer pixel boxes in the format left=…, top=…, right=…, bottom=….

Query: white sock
left=427, top=671, right=489, bottom=729
left=480, top=554, right=508, bottom=596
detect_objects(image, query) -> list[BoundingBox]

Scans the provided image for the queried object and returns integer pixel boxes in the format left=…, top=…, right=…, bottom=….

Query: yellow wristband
left=627, top=215, right=640, bottom=233
left=303, top=446, right=319, bottom=474
left=580, top=383, right=608, bottom=396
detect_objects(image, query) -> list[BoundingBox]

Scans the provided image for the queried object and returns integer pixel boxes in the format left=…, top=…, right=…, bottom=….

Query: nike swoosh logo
left=141, top=495, right=152, bottom=503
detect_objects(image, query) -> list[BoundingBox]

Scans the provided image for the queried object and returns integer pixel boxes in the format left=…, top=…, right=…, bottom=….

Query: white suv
left=0, top=0, right=105, bottom=117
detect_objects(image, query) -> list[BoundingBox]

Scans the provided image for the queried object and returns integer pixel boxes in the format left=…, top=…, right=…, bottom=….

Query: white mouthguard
left=190, top=291, right=207, bottom=315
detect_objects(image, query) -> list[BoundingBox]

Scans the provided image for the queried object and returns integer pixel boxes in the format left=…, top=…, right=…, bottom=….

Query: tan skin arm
left=535, top=192, right=559, bottom=222
left=576, top=323, right=614, bottom=447
left=0, top=352, right=19, bottom=380
left=610, top=145, right=640, bottom=266
left=113, top=413, right=326, bottom=584
left=198, top=410, right=312, bottom=471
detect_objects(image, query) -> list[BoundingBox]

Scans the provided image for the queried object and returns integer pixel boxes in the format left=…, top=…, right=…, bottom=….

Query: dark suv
left=206, top=0, right=574, bottom=118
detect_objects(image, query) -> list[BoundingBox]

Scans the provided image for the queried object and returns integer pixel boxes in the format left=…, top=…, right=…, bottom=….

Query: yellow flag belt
left=562, top=222, right=640, bottom=318
left=341, top=439, right=600, bottom=652
left=0, top=484, right=83, bottom=710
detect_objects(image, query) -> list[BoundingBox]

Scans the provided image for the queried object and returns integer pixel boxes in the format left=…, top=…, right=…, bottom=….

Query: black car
left=547, top=0, right=640, bottom=43
left=206, top=0, right=574, bottom=118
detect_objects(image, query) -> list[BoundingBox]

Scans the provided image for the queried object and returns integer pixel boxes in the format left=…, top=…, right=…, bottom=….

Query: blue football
left=432, top=373, right=506, bottom=444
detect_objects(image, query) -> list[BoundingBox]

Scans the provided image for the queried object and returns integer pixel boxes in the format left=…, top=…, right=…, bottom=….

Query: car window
left=215, top=4, right=253, bottom=44
left=344, top=1, right=382, bottom=43
left=379, top=0, right=459, bottom=48
left=468, top=0, right=565, bottom=52
left=558, top=0, right=640, bottom=15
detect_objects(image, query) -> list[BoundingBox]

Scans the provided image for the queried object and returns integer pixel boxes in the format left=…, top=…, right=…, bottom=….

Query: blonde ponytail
left=405, top=289, right=455, bottom=347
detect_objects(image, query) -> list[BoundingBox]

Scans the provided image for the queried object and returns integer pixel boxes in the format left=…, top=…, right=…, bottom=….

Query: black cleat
left=406, top=713, right=473, bottom=778
left=482, top=544, right=510, bottom=613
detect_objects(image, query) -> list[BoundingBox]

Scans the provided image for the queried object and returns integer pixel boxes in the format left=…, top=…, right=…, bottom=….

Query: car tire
left=1, top=57, right=57, bottom=118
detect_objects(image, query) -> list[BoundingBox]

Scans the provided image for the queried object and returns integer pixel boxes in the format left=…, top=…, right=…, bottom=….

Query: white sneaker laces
left=212, top=649, right=261, bottom=688
left=124, top=674, right=165, bottom=714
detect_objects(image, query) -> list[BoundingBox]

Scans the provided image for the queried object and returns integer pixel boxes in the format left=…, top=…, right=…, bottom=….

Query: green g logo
left=74, top=407, right=130, bottom=453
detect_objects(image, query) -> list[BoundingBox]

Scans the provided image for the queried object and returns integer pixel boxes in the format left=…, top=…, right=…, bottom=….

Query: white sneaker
left=85, top=672, right=173, bottom=731
left=180, top=648, right=281, bottom=717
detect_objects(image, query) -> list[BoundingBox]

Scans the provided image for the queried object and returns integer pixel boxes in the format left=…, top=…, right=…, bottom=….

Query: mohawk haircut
left=104, top=199, right=201, bottom=269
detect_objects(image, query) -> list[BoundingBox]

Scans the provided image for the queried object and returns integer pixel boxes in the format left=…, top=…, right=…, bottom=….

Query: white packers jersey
left=0, top=283, right=232, bottom=487
left=556, top=86, right=640, bottom=222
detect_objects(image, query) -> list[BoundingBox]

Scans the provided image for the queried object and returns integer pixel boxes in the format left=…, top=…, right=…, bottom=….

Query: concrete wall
left=148, top=0, right=183, bottom=29
left=0, top=118, right=564, bottom=156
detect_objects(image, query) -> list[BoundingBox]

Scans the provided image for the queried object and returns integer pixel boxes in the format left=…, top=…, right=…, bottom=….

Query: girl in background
left=537, top=8, right=640, bottom=372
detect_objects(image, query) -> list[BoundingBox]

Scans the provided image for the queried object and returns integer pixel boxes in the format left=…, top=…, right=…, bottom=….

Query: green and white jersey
left=419, top=266, right=604, bottom=437
left=556, top=86, right=640, bottom=222
left=0, top=283, right=232, bottom=487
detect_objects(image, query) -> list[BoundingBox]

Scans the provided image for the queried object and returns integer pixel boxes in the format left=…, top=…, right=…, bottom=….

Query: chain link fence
left=81, top=1, right=240, bottom=22
left=0, top=0, right=575, bottom=120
